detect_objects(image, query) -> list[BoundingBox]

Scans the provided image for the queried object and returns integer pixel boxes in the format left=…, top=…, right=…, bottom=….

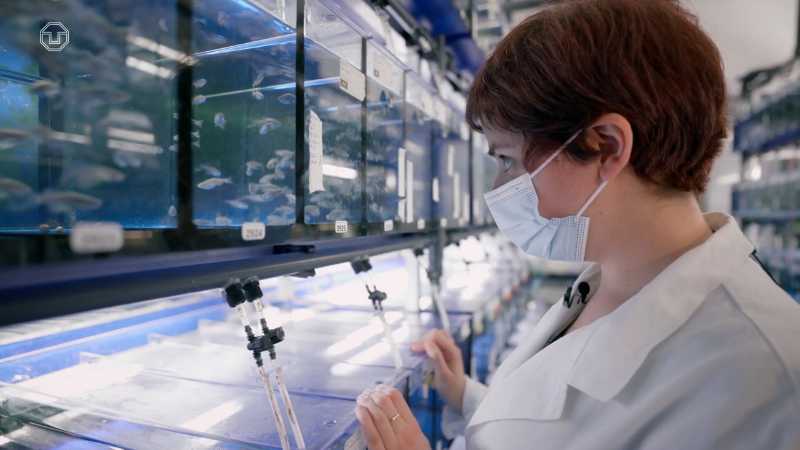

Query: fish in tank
left=0, top=0, right=298, bottom=235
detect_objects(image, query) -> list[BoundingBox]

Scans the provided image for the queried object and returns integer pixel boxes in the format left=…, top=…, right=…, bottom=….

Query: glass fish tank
left=189, top=0, right=298, bottom=229
left=433, top=98, right=471, bottom=229
left=471, top=132, right=496, bottom=226
left=301, top=0, right=365, bottom=235
left=402, top=72, right=435, bottom=232
left=0, top=0, right=299, bottom=265
left=365, top=40, right=405, bottom=232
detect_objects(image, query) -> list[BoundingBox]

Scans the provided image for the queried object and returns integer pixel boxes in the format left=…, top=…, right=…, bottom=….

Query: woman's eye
left=497, top=155, right=513, bottom=172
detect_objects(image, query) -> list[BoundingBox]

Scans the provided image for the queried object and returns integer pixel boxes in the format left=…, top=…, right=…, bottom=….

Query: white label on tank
left=339, top=60, right=366, bottom=102
left=398, top=147, right=407, bottom=197
left=463, top=192, right=471, bottom=222
left=406, top=161, right=415, bottom=223
left=70, top=221, right=124, bottom=254
left=371, top=53, right=397, bottom=94
left=447, top=144, right=455, bottom=176
left=241, top=221, right=266, bottom=241
left=432, top=177, right=439, bottom=202
left=436, top=100, right=447, bottom=126
left=398, top=199, right=406, bottom=222
left=417, top=219, right=425, bottom=230
left=440, top=217, right=447, bottom=227
left=384, top=220, right=394, bottom=232
left=335, top=220, right=349, bottom=233
left=453, top=172, right=461, bottom=219
left=308, top=110, right=324, bottom=193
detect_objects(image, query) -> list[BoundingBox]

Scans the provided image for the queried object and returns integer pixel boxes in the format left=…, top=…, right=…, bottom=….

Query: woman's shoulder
left=663, top=258, right=800, bottom=397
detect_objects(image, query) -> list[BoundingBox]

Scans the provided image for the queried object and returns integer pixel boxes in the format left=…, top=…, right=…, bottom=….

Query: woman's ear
left=588, top=113, right=633, bottom=182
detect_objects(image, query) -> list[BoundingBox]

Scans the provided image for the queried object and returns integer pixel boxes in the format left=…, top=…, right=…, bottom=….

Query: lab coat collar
left=467, top=213, right=753, bottom=428
left=467, top=264, right=601, bottom=426
left=567, top=213, right=754, bottom=401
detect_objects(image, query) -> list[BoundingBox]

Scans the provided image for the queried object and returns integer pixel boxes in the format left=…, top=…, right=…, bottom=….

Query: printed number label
left=335, top=221, right=349, bottom=233
left=70, top=222, right=124, bottom=254
left=241, top=222, right=266, bottom=241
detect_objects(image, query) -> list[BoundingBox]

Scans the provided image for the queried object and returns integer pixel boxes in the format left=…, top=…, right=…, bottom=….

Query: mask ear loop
left=530, top=129, right=584, bottom=179
left=577, top=132, right=617, bottom=217
left=576, top=179, right=608, bottom=217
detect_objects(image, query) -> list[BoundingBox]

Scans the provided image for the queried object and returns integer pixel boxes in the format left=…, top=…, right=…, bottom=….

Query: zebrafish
left=305, top=205, right=320, bottom=217
left=277, top=92, right=296, bottom=105
left=61, top=164, right=125, bottom=189
left=192, top=95, right=207, bottom=105
left=226, top=199, right=249, bottom=210
left=196, top=164, right=221, bottom=177
left=217, top=11, right=230, bottom=27
left=28, top=79, right=60, bottom=97
left=197, top=177, right=232, bottom=190
left=0, top=177, right=33, bottom=196
left=253, top=71, right=265, bottom=87
left=215, top=214, right=233, bottom=226
left=250, top=117, right=281, bottom=135
left=38, top=191, right=103, bottom=212
left=246, top=160, right=263, bottom=176
left=168, top=205, right=177, bottom=216
left=0, top=128, right=32, bottom=150
left=325, top=208, right=349, bottom=221
left=214, top=112, right=225, bottom=129
left=252, top=90, right=264, bottom=100
left=112, top=151, right=143, bottom=169
left=193, top=78, right=207, bottom=88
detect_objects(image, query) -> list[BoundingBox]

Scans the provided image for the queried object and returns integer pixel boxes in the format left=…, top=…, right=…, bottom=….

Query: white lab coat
left=443, top=213, right=800, bottom=450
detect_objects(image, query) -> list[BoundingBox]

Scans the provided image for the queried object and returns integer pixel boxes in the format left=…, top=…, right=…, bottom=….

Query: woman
left=354, top=1, right=800, bottom=449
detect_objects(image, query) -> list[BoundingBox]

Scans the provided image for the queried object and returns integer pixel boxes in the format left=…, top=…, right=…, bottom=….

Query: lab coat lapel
left=467, top=264, right=601, bottom=426
left=491, top=263, right=601, bottom=383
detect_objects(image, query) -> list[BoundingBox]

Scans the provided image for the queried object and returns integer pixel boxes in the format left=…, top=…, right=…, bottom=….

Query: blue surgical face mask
left=483, top=130, right=608, bottom=262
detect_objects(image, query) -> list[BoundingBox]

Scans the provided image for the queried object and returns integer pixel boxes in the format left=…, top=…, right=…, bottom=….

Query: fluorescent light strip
left=48, top=130, right=90, bottom=145
left=128, top=35, right=193, bottom=63
left=107, top=127, right=155, bottom=144
left=108, top=138, right=163, bottom=155
left=126, top=56, right=174, bottom=79
left=322, top=164, right=358, bottom=180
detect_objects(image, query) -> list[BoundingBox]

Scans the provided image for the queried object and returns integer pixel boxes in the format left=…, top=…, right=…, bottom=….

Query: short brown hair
left=467, top=0, right=727, bottom=193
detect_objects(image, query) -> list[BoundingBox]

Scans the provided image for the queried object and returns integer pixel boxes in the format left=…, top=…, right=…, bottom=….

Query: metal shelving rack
left=733, top=55, right=800, bottom=298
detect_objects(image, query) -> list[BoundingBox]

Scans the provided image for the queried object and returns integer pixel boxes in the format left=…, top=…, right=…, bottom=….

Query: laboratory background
left=0, top=0, right=798, bottom=449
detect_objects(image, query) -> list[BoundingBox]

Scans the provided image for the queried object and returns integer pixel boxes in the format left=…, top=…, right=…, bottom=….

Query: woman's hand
left=355, top=384, right=431, bottom=450
left=410, top=330, right=466, bottom=413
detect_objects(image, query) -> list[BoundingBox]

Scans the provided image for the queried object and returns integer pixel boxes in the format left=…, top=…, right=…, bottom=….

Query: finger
left=375, top=385, right=415, bottom=424
left=423, top=339, right=454, bottom=379
left=356, top=405, right=386, bottom=450
left=411, top=330, right=438, bottom=352
left=369, top=387, right=402, bottom=427
left=430, top=330, right=459, bottom=363
left=358, top=390, right=399, bottom=449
